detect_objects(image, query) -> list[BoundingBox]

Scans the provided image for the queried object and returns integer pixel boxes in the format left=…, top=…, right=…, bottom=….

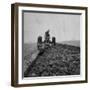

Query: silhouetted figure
left=44, top=30, right=50, bottom=43
left=44, top=30, right=51, bottom=48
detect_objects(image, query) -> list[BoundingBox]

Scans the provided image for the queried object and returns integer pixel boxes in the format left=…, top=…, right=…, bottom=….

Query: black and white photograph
left=23, top=11, right=80, bottom=77
left=11, top=3, right=87, bottom=87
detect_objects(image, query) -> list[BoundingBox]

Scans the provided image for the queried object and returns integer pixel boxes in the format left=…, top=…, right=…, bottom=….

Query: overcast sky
left=23, top=12, right=80, bottom=44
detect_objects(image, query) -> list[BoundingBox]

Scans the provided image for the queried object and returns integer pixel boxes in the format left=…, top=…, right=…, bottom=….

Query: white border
left=18, top=6, right=86, bottom=84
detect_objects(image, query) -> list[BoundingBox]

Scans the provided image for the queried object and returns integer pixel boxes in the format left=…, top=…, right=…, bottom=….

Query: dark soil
left=24, top=43, right=80, bottom=77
